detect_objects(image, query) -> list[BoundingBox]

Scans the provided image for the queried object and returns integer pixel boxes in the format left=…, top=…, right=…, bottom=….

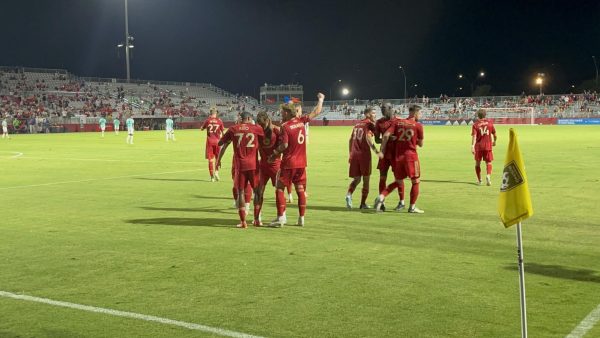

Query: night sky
left=1, top=0, right=598, bottom=99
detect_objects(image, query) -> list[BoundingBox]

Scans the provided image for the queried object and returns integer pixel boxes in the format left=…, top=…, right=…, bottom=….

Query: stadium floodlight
left=128, top=45, right=134, bottom=48
left=479, top=71, right=485, bottom=77
left=341, top=88, right=350, bottom=96
left=117, top=43, right=124, bottom=48
left=398, top=66, right=407, bottom=103
left=535, top=73, right=545, bottom=95
left=458, top=74, right=464, bottom=79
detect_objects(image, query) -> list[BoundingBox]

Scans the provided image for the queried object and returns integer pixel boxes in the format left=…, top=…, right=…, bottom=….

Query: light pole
left=458, top=71, right=485, bottom=95
left=593, top=56, right=598, bottom=87
left=398, top=66, right=407, bottom=102
left=116, top=0, right=134, bottom=82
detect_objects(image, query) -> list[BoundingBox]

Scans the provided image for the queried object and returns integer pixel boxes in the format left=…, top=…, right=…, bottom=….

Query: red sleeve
left=301, top=115, right=311, bottom=124
left=254, top=125, right=264, bottom=137
left=490, top=123, right=496, bottom=135
left=221, top=128, right=233, bottom=144
left=471, top=123, right=477, bottom=136
left=417, top=124, right=424, bottom=141
left=281, top=125, right=289, bottom=145
left=201, top=119, right=208, bottom=129
left=367, top=122, right=376, bottom=136
left=385, top=123, right=395, bottom=135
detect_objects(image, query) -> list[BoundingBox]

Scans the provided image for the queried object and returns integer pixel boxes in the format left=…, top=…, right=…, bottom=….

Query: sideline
left=0, top=290, right=264, bottom=338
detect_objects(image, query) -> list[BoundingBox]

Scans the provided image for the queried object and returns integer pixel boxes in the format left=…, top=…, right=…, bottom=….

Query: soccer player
left=113, top=117, right=120, bottom=135
left=99, top=116, right=107, bottom=138
left=346, top=107, right=383, bottom=209
left=375, top=105, right=425, bottom=214
left=216, top=112, right=264, bottom=228
left=126, top=115, right=135, bottom=144
left=471, top=108, right=497, bottom=186
left=374, top=103, right=404, bottom=211
left=165, top=115, right=176, bottom=142
left=268, top=92, right=325, bottom=227
left=201, top=108, right=224, bottom=182
left=2, top=117, right=9, bottom=139
left=254, top=111, right=282, bottom=226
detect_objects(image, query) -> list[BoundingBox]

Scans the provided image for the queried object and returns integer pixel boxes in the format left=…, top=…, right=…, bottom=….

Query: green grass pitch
left=1, top=125, right=599, bottom=337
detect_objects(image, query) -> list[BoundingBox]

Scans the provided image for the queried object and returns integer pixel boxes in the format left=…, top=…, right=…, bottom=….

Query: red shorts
left=349, top=158, right=371, bottom=177
left=278, top=168, right=307, bottom=187
left=234, top=169, right=258, bottom=190
left=260, top=165, right=279, bottom=187
left=474, top=150, right=493, bottom=162
left=377, top=158, right=393, bottom=173
left=393, top=154, right=421, bottom=180
left=205, top=144, right=219, bottom=160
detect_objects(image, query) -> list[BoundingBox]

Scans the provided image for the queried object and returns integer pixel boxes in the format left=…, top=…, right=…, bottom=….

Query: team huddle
left=200, top=95, right=497, bottom=228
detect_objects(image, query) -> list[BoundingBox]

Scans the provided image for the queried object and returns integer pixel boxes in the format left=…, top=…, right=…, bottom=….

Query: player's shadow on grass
left=126, top=217, right=233, bottom=228
left=192, top=194, right=235, bottom=201
left=135, top=177, right=206, bottom=182
left=504, top=263, right=600, bottom=284
left=421, top=179, right=480, bottom=186
left=140, top=206, right=236, bottom=215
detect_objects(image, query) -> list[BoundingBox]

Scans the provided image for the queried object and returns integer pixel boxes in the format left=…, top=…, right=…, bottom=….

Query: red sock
left=475, top=166, right=482, bottom=181
left=399, top=181, right=405, bottom=201
left=360, top=188, right=369, bottom=205
left=382, top=182, right=397, bottom=198
left=208, top=161, right=214, bottom=177
left=232, top=187, right=237, bottom=201
left=244, top=184, right=252, bottom=204
left=410, top=182, right=420, bottom=205
left=378, top=177, right=387, bottom=194
left=297, top=187, right=307, bottom=217
left=486, top=163, right=492, bottom=175
left=238, top=207, right=246, bottom=222
left=347, top=181, right=357, bottom=195
left=275, top=189, right=286, bottom=217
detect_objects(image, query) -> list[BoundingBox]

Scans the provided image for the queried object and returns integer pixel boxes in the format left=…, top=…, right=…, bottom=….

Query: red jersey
left=375, top=117, right=395, bottom=160
left=471, top=118, right=496, bottom=151
left=258, top=125, right=282, bottom=169
left=349, top=118, right=376, bottom=161
left=202, top=117, right=224, bottom=146
left=386, top=117, right=424, bottom=159
left=281, top=115, right=311, bottom=169
left=221, top=123, right=264, bottom=171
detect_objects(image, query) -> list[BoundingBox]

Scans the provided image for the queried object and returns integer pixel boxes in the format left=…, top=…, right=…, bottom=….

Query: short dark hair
left=409, top=105, right=421, bottom=114
left=477, top=109, right=486, bottom=119
left=363, top=107, right=374, bottom=115
left=241, top=111, right=253, bottom=120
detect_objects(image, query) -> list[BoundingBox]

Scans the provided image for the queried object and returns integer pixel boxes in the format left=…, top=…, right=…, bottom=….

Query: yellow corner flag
left=498, top=128, right=534, bottom=228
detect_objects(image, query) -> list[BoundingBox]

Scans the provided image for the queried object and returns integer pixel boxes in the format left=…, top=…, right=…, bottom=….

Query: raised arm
left=307, top=93, right=325, bottom=120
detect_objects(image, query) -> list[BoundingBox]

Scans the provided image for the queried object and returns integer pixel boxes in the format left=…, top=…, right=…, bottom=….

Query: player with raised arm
left=375, top=105, right=425, bottom=214
left=201, top=108, right=224, bottom=182
left=345, top=107, right=383, bottom=209
left=113, top=117, right=120, bottom=135
left=165, top=115, right=176, bottom=142
left=125, top=115, right=135, bottom=144
left=2, top=116, right=9, bottom=139
left=254, top=111, right=282, bottom=226
left=471, top=108, right=497, bottom=186
left=268, top=93, right=325, bottom=227
left=99, top=116, right=106, bottom=138
left=374, top=103, right=404, bottom=211
left=216, top=112, right=265, bottom=228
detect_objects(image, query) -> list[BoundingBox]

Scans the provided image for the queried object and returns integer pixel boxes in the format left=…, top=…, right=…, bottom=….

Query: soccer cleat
left=380, top=203, right=386, bottom=212
left=359, top=204, right=371, bottom=209
left=486, top=176, right=491, bottom=186
left=252, top=220, right=263, bottom=227
left=214, top=171, right=220, bottom=181
left=297, top=216, right=305, bottom=227
left=236, top=222, right=248, bottom=229
left=269, top=216, right=287, bottom=228
left=394, top=202, right=406, bottom=211
left=408, top=206, right=425, bottom=214
left=374, top=196, right=385, bottom=213
left=345, top=195, right=353, bottom=209
left=477, top=180, right=482, bottom=186
left=210, top=176, right=215, bottom=182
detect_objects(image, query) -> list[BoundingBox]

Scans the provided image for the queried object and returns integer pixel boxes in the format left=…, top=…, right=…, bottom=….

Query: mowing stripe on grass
left=0, top=290, right=264, bottom=338
left=566, top=303, right=600, bottom=338
left=17, top=156, right=198, bottom=164
left=0, top=168, right=203, bottom=190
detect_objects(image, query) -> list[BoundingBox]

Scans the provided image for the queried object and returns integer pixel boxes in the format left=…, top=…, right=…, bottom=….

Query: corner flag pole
left=516, top=222, right=528, bottom=338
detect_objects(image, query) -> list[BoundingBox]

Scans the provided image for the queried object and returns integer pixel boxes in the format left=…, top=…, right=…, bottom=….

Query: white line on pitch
left=566, top=303, right=600, bottom=338
left=14, top=156, right=198, bottom=164
left=11, top=152, right=23, bottom=158
left=0, top=168, right=203, bottom=190
left=0, top=290, right=264, bottom=338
